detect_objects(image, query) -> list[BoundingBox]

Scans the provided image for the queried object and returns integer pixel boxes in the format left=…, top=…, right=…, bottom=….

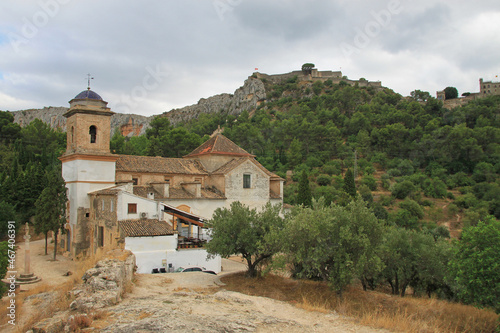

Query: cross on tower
left=87, top=73, right=94, bottom=90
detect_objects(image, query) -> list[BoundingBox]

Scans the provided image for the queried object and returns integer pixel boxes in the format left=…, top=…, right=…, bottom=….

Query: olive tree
left=449, top=216, right=500, bottom=313
left=205, top=201, right=284, bottom=277
left=282, top=199, right=383, bottom=297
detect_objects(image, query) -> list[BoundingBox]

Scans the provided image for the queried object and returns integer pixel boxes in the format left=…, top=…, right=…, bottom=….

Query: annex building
left=59, top=88, right=283, bottom=273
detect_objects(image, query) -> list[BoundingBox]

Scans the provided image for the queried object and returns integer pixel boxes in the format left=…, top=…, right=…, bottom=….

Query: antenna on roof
left=86, top=73, right=94, bottom=90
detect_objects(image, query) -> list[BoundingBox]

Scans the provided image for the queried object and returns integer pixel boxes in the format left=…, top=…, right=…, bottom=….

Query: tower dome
left=73, top=88, right=103, bottom=100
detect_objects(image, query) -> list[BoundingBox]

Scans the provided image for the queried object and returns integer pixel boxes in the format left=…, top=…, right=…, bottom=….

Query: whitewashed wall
left=124, top=234, right=177, bottom=274
left=117, top=192, right=160, bottom=221
left=124, top=234, right=221, bottom=274
left=166, top=249, right=221, bottom=273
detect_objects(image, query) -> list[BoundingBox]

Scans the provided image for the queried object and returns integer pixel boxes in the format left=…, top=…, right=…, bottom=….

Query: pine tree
left=297, top=170, right=312, bottom=207
left=343, top=168, right=356, bottom=197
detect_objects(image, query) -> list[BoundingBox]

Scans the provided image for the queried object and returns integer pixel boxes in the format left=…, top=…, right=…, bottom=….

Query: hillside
left=8, top=69, right=380, bottom=136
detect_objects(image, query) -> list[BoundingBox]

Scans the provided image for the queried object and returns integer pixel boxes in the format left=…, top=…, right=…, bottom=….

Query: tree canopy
left=205, top=201, right=284, bottom=277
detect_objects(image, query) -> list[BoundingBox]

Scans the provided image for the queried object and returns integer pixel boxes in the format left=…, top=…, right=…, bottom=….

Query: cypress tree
left=297, top=170, right=312, bottom=207
left=343, top=168, right=356, bottom=197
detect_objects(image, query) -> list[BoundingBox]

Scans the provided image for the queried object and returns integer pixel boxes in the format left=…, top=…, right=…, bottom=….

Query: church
left=59, top=88, right=283, bottom=273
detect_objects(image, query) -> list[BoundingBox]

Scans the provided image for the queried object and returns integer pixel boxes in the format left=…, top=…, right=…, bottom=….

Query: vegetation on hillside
left=1, top=75, right=499, bottom=319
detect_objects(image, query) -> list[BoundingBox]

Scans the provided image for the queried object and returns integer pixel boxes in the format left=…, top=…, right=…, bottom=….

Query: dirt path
left=11, top=238, right=76, bottom=291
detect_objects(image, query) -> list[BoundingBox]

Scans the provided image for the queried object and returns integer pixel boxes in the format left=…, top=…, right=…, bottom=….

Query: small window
left=164, top=176, right=171, bottom=183
left=102, top=199, right=105, bottom=211
left=132, top=178, right=138, bottom=185
left=89, top=125, right=97, bottom=143
left=98, top=226, right=104, bottom=247
left=128, top=203, right=137, bottom=214
left=110, top=200, right=114, bottom=212
left=243, top=174, right=251, bottom=189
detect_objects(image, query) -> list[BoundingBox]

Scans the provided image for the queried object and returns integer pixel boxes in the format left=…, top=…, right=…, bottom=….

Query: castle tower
left=59, top=88, right=118, bottom=256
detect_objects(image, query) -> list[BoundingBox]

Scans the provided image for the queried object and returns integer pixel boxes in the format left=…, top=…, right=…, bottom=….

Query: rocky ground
left=91, top=272, right=387, bottom=333
left=7, top=239, right=389, bottom=332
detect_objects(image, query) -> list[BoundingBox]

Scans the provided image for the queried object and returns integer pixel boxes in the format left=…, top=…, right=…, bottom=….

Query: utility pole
left=354, top=150, right=358, bottom=184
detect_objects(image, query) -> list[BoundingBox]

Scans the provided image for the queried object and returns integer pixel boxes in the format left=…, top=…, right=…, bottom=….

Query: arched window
left=70, top=126, right=75, bottom=145
left=89, top=125, right=97, bottom=143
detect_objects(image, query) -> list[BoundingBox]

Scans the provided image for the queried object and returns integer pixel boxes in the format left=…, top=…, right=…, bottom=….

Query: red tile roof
left=211, top=157, right=283, bottom=180
left=116, top=155, right=207, bottom=174
left=119, top=219, right=174, bottom=237
left=184, top=134, right=254, bottom=158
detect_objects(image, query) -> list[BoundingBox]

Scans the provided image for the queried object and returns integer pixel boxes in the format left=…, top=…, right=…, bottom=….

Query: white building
left=59, top=88, right=283, bottom=273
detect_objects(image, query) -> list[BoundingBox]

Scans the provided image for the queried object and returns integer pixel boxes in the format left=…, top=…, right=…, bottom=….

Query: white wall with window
left=117, top=192, right=160, bottom=221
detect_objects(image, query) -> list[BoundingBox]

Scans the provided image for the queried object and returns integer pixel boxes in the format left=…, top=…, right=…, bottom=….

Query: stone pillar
left=24, top=222, right=31, bottom=275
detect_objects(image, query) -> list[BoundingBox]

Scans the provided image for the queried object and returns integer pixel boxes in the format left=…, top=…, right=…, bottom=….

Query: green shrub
left=361, top=175, right=378, bottom=191
left=472, top=162, right=496, bottom=183
left=387, top=168, right=402, bottom=177
left=391, top=210, right=420, bottom=229
left=316, top=174, right=331, bottom=186
left=371, top=202, right=388, bottom=220
left=391, top=180, right=416, bottom=199
left=455, top=193, right=478, bottom=209
left=379, top=195, right=394, bottom=206
left=423, top=178, right=448, bottom=198
left=358, top=184, right=373, bottom=203
left=399, top=199, right=425, bottom=219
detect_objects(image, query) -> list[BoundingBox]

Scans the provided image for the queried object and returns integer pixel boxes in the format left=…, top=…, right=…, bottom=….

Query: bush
left=379, top=195, right=394, bottom=206
left=381, top=173, right=391, bottom=190
left=305, top=156, right=323, bottom=168
left=399, top=199, right=425, bottom=219
left=364, top=165, right=375, bottom=175
left=391, top=180, right=416, bottom=199
left=361, top=175, right=378, bottom=191
left=387, top=168, right=402, bottom=177
left=472, top=162, right=496, bottom=183
left=455, top=193, right=478, bottom=209
left=448, top=172, right=476, bottom=188
left=358, top=185, right=373, bottom=203
left=371, top=202, right=388, bottom=220
left=313, top=186, right=338, bottom=206
left=391, top=210, right=420, bottom=229
left=316, top=174, right=331, bottom=186
left=398, top=159, right=415, bottom=176
left=322, top=160, right=342, bottom=176
left=423, top=178, right=448, bottom=198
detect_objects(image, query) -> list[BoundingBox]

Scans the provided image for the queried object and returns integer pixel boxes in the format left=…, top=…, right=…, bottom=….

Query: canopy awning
left=160, top=203, right=206, bottom=228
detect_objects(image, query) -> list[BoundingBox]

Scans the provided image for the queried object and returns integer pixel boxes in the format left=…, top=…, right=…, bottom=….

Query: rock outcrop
left=29, top=251, right=135, bottom=333
left=163, top=77, right=266, bottom=124
left=70, top=253, right=136, bottom=311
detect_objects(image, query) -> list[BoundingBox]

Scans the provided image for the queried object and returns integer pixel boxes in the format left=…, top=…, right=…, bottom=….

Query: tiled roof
left=211, top=157, right=283, bottom=180
left=184, top=134, right=253, bottom=157
left=133, top=185, right=226, bottom=200
left=88, top=186, right=121, bottom=195
left=119, top=219, right=174, bottom=237
left=116, top=155, right=207, bottom=174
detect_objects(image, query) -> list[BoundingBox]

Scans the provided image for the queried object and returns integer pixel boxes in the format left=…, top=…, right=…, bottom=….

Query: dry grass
left=221, top=273, right=499, bottom=333
left=12, top=252, right=105, bottom=332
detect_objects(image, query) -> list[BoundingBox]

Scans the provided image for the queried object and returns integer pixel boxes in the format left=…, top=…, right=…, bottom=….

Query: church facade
left=59, top=88, right=283, bottom=272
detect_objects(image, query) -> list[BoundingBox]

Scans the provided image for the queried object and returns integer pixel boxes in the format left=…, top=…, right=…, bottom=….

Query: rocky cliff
left=163, top=77, right=266, bottom=124
left=9, top=76, right=266, bottom=136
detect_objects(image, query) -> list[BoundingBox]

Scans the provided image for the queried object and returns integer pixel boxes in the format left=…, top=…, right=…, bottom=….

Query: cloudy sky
left=1, top=0, right=499, bottom=117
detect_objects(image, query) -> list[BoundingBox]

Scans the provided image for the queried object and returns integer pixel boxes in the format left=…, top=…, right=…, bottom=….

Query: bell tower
left=59, top=87, right=118, bottom=257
